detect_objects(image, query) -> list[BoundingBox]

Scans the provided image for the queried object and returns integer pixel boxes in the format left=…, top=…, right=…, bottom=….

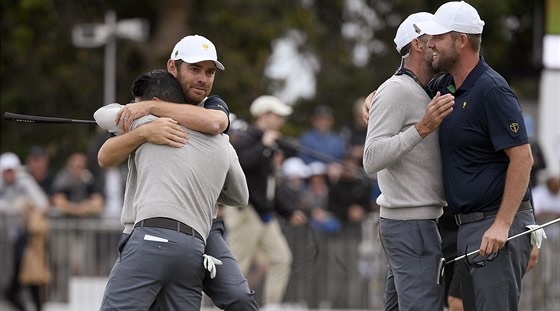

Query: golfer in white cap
left=96, top=35, right=258, bottom=310
left=363, top=12, right=454, bottom=311
left=415, top=2, right=537, bottom=311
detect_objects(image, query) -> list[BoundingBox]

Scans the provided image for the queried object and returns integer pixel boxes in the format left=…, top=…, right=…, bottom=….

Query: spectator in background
left=223, top=95, right=307, bottom=310
left=532, top=172, right=560, bottom=238
left=88, top=127, right=126, bottom=219
left=24, top=145, right=55, bottom=195
left=278, top=157, right=311, bottom=210
left=298, top=106, right=346, bottom=165
left=50, top=152, right=105, bottom=275
left=523, top=113, right=547, bottom=188
left=299, top=162, right=338, bottom=233
left=276, top=157, right=314, bottom=305
left=324, top=156, right=372, bottom=309
left=50, top=152, right=105, bottom=218
left=0, top=152, right=50, bottom=311
left=340, top=97, right=369, bottom=164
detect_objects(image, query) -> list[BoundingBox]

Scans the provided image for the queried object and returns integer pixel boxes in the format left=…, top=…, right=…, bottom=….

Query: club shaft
left=3, top=112, right=97, bottom=124
left=445, top=217, right=559, bottom=266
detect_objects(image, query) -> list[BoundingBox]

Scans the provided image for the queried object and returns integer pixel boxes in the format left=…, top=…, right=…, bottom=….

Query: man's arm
left=479, top=143, right=533, bottom=256
left=362, top=91, right=376, bottom=124
left=216, top=143, right=249, bottom=207
left=94, top=104, right=126, bottom=134
left=117, top=100, right=228, bottom=134
left=98, top=118, right=187, bottom=167
left=94, top=104, right=188, bottom=167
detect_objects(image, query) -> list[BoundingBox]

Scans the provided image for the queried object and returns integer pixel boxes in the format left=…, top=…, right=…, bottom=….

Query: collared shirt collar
left=457, top=56, right=489, bottom=92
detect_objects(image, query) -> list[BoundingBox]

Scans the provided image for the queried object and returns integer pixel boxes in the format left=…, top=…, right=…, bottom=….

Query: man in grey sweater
left=97, top=35, right=258, bottom=311
left=97, top=70, right=249, bottom=310
left=363, top=12, right=454, bottom=311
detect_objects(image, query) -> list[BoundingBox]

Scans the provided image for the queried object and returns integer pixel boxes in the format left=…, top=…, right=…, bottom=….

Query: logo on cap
left=174, top=50, right=179, bottom=57
left=203, top=43, right=209, bottom=51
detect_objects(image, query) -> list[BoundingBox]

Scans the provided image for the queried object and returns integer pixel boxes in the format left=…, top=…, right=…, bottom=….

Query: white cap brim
left=180, top=55, right=225, bottom=70
left=414, top=20, right=452, bottom=36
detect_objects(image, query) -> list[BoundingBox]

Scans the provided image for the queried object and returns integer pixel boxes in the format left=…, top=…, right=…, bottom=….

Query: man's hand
left=116, top=100, right=155, bottom=132
left=362, top=90, right=376, bottom=124
left=261, top=130, right=282, bottom=147
left=289, top=210, right=307, bottom=226
left=479, top=220, right=510, bottom=256
left=414, top=92, right=454, bottom=138
left=203, top=254, right=223, bottom=279
left=347, top=204, right=365, bottom=223
left=526, top=246, right=539, bottom=273
left=138, top=118, right=188, bottom=147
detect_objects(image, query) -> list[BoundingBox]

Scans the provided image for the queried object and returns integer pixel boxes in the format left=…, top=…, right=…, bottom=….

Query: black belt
left=134, top=217, right=203, bottom=241
left=454, top=201, right=532, bottom=226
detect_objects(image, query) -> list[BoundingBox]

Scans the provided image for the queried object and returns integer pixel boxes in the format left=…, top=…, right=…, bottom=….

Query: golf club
left=3, top=112, right=367, bottom=176
left=3, top=112, right=97, bottom=124
left=436, top=217, right=560, bottom=284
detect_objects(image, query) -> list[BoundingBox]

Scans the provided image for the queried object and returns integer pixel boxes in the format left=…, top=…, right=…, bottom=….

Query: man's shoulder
left=203, top=95, right=229, bottom=112
left=376, top=75, right=423, bottom=97
left=428, top=73, right=453, bottom=95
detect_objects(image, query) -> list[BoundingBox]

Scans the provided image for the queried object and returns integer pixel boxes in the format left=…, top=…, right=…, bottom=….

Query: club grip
left=3, top=112, right=96, bottom=124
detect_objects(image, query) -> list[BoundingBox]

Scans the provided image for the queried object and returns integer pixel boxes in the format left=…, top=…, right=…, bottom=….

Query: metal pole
left=104, top=11, right=117, bottom=105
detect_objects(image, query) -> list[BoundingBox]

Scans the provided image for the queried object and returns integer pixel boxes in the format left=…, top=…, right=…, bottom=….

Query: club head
left=436, top=257, right=446, bottom=285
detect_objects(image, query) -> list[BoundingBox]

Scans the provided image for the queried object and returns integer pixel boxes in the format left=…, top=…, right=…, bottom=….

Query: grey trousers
left=100, top=226, right=205, bottom=311
left=456, top=209, right=535, bottom=311
left=203, top=218, right=259, bottom=310
left=109, top=219, right=259, bottom=311
left=380, top=218, right=444, bottom=311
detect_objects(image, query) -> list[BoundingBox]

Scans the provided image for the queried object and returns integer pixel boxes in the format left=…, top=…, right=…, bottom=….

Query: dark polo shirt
left=429, top=57, right=530, bottom=214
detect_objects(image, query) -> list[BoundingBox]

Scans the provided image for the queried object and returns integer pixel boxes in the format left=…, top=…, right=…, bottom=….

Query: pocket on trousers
left=117, top=234, right=131, bottom=257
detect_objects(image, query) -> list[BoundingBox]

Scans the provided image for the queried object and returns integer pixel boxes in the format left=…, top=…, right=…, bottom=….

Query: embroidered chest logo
left=462, top=102, right=467, bottom=108
left=510, top=122, right=519, bottom=133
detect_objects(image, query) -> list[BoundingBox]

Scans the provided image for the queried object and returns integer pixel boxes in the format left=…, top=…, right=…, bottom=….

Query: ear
left=413, top=38, right=422, bottom=51
left=167, top=59, right=177, bottom=76
left=457, top=34, right=468, bottom=49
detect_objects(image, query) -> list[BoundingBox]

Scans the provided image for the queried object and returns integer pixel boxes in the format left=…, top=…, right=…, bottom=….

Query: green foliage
left=0, top=0, right=542, bottom=169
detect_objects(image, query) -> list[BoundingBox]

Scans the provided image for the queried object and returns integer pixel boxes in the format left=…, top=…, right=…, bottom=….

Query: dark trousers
left=380, top=218, right=445, bottom=311
left=456, top=209, right=535, bottom=311
left=6, top=230, right=42, bottom=311
left=119, top=218, right=258, bottom=311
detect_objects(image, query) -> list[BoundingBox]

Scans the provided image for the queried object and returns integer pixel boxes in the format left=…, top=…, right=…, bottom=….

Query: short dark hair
left=130, top=69, right=186, bottom=103
left=450, top=32, right=482, bottom=52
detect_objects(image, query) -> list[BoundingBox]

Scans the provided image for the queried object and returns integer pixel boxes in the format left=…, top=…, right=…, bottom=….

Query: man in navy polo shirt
left=416, top=2, right=536, bottom=310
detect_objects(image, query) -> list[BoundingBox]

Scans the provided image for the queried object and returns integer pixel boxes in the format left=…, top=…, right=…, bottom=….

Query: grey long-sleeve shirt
left=363, top=74, right=446, bottom=220
left=94, top=104, right=249, bottom=240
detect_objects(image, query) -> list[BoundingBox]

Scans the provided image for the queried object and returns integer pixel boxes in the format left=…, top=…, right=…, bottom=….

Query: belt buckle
left=454, top=214, right=463, bottom=226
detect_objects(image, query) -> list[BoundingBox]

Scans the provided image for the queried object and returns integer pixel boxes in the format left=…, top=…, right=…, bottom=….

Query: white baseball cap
left=0, top=152, right=21, bottom=172
left=308, top=161, right=327, bottom=176
left=250, top=95, right=293, bottom=117
left=170, top=35, right=225, bottom=70
left=414, top=1, right=485, bottom=35
left=394, top=12, right=434, bottom=54
left=282, top=157, right=311, bottom=179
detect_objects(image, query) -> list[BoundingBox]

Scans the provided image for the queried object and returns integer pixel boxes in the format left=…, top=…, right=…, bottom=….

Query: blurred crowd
left=0, top=97, right=558, bottom=310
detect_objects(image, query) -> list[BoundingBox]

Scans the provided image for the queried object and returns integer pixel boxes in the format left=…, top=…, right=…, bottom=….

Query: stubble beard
left=183, top=88, right=207, bottom=105
left=432, top=44, right=458, bottom=73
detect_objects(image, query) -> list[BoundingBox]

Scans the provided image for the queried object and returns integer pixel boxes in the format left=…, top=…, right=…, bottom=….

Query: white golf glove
left=525, top=225, right=547, bottom=249
left=203, top=254, right=223, bottom=279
